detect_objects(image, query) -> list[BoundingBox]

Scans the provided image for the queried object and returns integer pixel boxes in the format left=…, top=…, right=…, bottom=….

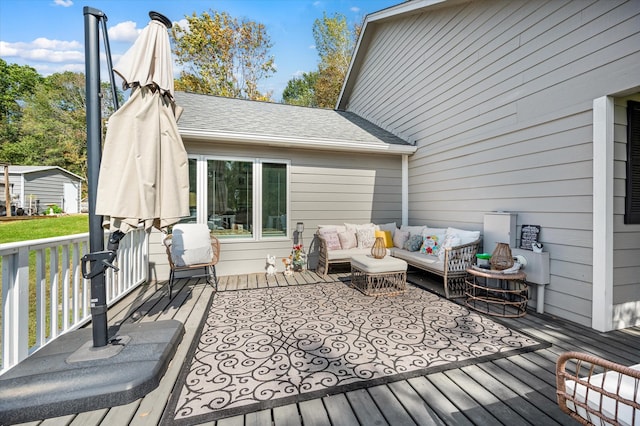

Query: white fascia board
left=367, top=0, right=448, bottom=22
left=179, top=128, right=417, bottom=155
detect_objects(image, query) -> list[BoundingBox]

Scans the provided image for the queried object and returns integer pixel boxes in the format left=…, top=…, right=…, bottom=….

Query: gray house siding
left=149, top=140, right=403, bottom=279
left=341, top=0, right=640, bottom=327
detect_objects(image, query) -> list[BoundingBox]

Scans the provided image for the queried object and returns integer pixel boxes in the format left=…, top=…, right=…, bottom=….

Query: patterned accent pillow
left=420, top=235, right=440, bottom=255
left=319, top=228, right=342, bottom=251
left=356, top=228, right=376, bottom=248
left=338, top=231, right=357, bottom=250
left=403, top=234, right=423, bottom=252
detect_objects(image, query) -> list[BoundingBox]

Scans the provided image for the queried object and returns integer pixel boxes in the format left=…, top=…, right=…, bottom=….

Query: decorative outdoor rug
left=163, top=281, right=549, bottom=425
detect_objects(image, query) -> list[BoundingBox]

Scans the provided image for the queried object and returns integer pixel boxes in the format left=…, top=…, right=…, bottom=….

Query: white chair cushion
left=171, top=223, right=213, bottom=267
left=565, top=364, right=640, bottom=426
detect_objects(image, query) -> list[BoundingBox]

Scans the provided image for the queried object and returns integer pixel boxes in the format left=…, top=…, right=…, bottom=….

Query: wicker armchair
left=556, top=351, right=640, bottom=425
left=163, top=223, right=220, bottom=296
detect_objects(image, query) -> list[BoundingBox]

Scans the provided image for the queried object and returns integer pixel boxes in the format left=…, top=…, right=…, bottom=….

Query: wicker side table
left=351, top=255, right=407, bottom=296
left=465, top=267, right=528, bottom=317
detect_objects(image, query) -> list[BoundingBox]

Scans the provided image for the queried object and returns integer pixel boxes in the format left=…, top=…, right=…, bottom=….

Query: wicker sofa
left=556, top=351, right=640, bottom=425
left=315, top=223, right=481, bottom=299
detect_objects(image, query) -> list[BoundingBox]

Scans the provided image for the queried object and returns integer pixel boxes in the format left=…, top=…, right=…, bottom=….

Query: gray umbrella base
left=0, top=320, right=184, bottom=424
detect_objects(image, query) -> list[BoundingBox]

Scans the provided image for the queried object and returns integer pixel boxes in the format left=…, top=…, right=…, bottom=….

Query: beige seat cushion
left=351, top=255, right=407, bottom=274
left=391, top=249, right=445, bottom=272
left=327, top=248, right=370, bottom=260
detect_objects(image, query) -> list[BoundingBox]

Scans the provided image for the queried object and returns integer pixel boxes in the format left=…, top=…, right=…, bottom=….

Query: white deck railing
left=0, top=228, right=148, bottom=375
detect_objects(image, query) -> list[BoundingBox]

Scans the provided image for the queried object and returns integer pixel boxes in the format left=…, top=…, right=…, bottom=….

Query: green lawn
left=0, top=214, right=89, bottom=244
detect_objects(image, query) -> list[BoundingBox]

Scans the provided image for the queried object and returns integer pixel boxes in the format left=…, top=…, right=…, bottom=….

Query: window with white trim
left=182, top=157, right=289, bottom=239
left=627, top=101, right=640, bottom=224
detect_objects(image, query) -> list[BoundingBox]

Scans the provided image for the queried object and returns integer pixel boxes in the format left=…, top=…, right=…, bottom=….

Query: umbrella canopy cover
left=95, top=17, right=189, bottom=232
left=114, top=19, right=174, bottom=95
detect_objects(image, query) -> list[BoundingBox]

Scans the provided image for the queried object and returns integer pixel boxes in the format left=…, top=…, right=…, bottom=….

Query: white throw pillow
left=338, top=231, right=357, bottom=249
left=393, top=230, right=410, bottom=248
left=170, top=224, right=213, bottom=267
left=400, top=225, right=426, bottom=237
left=318, top=224, right=347, bottom=234
left=356, top=228, right=376, bottom=248
left=446, top=227, right=480, bottom=245
left=344, top=222, right=376, bottom=234
left=377, top=222, right=398, bottom=237
left=319, top=228, right=342, bottom=250
left=438, top=234, right=461, bottom=261
left=423, top=227, right=447, bottom=237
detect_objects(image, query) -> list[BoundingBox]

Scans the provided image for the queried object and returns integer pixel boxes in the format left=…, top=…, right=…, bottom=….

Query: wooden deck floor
left=18, top=268, right=640, bottom=426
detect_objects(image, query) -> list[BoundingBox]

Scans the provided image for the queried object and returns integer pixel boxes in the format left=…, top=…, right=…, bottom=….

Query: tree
left=0, top=60, right=43, bottom=148
left=171, top=10, right=276, bottom=101
left=0, top=70, right=122, bottom=187
left=311, top=12, right=360, bottom=108
left=5, top=72, right=87, bottom=176
left=282, top=71, right=318, bottom=107
left=281, top=13, right=360, bottom=108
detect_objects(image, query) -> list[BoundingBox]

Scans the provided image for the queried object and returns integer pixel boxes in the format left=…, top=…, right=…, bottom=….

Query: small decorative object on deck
left=490, top=242, right=514, bottom=270
left=371, top=236, right=386, bottom=259
left=292, top=244, right=305, bottom=271
left=282, top=256, right=293, bottom=275
left=265, top=254, right=277, bottom=276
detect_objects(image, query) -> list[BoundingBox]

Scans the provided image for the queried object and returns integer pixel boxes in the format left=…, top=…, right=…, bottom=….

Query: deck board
left=427, top=372, right=498, bottom=426
left=298, top=399, right=331, bottom=426
left=344, top=388, right=390, bottom=426
left=272, top=404, right=301, bottom=426
left=14, top=270, right=640, bottom=425
left=387, top=380, right=444, bottom=425
left=323, top=393, right=360, bottom=426
left=367, top=384, right=420, bottom=426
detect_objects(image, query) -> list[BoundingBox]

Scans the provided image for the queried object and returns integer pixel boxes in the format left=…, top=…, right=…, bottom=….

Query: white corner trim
left=592, top=96, right=614, bottom=332
left=402, top=155, right=409, bottom=227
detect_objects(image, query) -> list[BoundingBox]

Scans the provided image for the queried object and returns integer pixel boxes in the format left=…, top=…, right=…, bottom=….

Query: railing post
left=2, top=248, right=30, bottom=368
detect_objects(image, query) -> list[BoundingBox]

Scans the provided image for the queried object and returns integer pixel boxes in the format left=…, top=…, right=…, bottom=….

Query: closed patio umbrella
left=0, top=11, right=189, bottom=424
left=95, top=12, right=189, bottom=232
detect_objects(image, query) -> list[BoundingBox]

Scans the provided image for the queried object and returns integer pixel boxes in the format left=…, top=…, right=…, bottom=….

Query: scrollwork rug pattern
left=164, top=282, right=547, bottom=424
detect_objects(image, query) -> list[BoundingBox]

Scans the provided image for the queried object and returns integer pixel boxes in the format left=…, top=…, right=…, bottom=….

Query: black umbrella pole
left=84, top=6, right=108, bottom=347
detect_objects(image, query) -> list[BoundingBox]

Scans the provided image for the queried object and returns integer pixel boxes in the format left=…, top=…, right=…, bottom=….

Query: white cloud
left=108, top=21, right=141, bottom=42
left=350, top=7, right=360, bottom=13
left=32, top=37, right=81, bottom=50
left=172, top=19, right=190, bottom=38
left=53, top=0, right=73, bottom=7
left=308, top=44, right=316, bottom=50
left=176, top=18, right=189, bottom=30
left=0, top=41, right=18, bottom=57
left=0, top=38, right=82, bottom=62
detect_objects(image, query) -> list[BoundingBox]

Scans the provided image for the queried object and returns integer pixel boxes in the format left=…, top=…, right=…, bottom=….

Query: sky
left=0, top=0, right=400, bottom=101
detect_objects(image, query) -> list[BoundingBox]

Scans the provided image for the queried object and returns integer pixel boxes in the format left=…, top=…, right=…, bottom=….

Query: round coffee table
left=465, top=267, right=528, bottom=317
